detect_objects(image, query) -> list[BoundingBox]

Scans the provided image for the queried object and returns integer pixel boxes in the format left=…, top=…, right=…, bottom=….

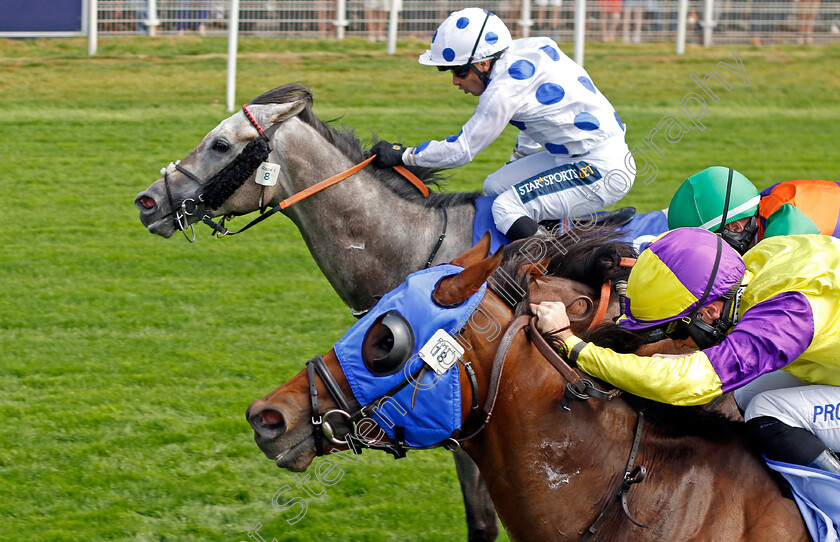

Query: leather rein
left=586, top=256, right=637, bottom=331
left=162, top=104, right=433, bottom=243
left=527, top=316, right=649, bottom=537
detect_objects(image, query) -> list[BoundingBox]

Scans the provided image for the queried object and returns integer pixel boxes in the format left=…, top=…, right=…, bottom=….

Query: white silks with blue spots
left=408, top=36, right=626, bottom=168
left=409, top=30, right=634, bottom=234
left=333, top=265, right=487, bottom=448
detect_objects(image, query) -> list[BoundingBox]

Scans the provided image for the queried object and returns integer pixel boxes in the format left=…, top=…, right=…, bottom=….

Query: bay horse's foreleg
left=453, top=449, right=500, bottom=542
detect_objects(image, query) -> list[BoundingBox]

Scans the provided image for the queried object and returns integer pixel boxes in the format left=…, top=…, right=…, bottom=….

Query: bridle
left=162, top=104, right=274, bottom=242
left=160, top=104, right=434, bottom=244
left=303, top=299, right=649, bottom=537
left=303, top=352, right=479, bottom=459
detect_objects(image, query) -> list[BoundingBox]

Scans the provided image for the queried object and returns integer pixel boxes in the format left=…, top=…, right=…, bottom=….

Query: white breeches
left=739, top=372, right=840, bottom=452
left=483, top=136, right=635, bottom=235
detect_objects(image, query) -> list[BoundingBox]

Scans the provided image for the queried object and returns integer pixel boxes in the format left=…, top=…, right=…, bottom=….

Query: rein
left=526, top=316, right=650, bottom=537
left=163, top=104, right=430, bottom=243
left=588, top=256, right=637, bottom=331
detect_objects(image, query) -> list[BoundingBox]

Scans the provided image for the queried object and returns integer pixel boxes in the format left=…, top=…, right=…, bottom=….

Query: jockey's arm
left=534, top=294, right=815, bottom=406
left=403, top=84, right=519, bottom=169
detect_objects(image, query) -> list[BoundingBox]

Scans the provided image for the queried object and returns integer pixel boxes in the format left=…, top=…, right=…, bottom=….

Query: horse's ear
left=450, top=231, right=492, bottom=268
left=262, top=100, right=308, bottom=125
left=434, top=246, right=503, bottom=306
left=520, top=258, right=551, bottom=278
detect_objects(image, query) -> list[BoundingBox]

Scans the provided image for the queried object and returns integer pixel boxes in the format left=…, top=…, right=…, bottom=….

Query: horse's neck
left=463, top=352, right=803, bottom=540
left=462, top=354, right=635, bottom=539
left=272, top=120, right=476, bottom=314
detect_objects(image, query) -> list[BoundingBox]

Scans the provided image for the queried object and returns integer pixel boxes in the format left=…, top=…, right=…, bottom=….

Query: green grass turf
left=0, top=35, right=838, bottom=541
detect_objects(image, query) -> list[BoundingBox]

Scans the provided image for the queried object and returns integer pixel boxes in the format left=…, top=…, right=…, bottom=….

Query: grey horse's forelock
left=248, top=83, right=479, bottom=209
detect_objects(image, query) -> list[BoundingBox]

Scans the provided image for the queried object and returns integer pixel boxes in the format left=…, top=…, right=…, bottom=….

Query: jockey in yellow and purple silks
left=668, top=166, right=840, bottom=254
left=532, top=228, right=840, bottom=476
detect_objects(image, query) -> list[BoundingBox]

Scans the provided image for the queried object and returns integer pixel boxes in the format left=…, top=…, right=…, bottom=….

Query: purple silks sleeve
left=704, top=291, right=815, bottom=393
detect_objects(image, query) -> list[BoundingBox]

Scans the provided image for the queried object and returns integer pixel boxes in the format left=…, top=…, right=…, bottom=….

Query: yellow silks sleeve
left=565, top=336, right=724, bottom=406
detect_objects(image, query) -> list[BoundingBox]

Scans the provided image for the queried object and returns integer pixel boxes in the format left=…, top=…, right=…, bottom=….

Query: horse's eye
left=212, top=139, right=231, bottom=153
left=362, top=311, right=415, bottom=376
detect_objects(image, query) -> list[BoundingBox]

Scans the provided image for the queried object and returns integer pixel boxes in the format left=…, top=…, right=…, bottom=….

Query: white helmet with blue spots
left=418, top=8, right=512, bottom=67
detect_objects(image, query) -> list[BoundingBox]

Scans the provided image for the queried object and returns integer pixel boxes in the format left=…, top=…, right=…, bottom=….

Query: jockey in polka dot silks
left=532, top=227, right=840, bottom=478
left=369, top=7, right=635, bottom=241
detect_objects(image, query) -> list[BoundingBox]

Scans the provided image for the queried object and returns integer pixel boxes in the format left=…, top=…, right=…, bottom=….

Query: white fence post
left=520, top=0, right=533, bottom=38
left=146, top=0, right=161, bottom=37
left=387, top=0, right=401, bottom=55
left=88, top=0, right=97, bottom=56
left=226, top=0, right=240, bottom=113
left=676, top=0, right=688, bottom=53
left=336, top=0, right=348, bottom=39
left=574, top=0, right=586, bottom=66
left=702, top=0, right=715, bottom=46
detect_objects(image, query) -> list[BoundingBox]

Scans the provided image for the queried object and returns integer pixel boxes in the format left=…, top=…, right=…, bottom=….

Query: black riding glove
left=371, top=140, right=406, bottom=167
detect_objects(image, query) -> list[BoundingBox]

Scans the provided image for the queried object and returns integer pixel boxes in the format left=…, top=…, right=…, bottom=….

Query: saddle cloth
left=766, top=457, right=840, bottom=542
left=473, top=196, right=669, bottom=254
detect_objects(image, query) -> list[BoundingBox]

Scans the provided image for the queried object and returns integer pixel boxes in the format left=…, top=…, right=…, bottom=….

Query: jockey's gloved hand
left=371, top=140, right=406, bottom=167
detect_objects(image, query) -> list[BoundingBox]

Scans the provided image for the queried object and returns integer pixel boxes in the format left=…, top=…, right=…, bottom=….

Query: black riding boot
left=808, top=449, right=840, bottom=476
left=746, top=416, right=826, bottom=465
left=505, top=216, right=540, bottom=241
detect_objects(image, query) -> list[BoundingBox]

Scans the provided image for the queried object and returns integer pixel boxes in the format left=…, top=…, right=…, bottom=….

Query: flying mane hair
left=247, top=83, right=479, bottom=209
left=493, top=225, right=637, bottom=317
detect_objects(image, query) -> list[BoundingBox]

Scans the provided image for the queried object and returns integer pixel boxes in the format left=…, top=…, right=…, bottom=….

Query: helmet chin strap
left=464, top=11, right=495, bottom=88
left=682, top=234, right=727, bottom=350
left=685, top=280, right=744, bottom=349
left=644, top=235, right=745, bottom=347
left=716, top=167, right=758, bottom=254
left=469, top=62, right=493, bottom=87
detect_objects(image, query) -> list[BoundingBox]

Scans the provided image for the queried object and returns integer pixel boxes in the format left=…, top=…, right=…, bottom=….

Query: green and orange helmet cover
left=667, top=166, right=761, bottom=231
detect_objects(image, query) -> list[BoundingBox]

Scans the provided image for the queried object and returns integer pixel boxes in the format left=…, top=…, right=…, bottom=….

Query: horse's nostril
left=250, top=407, right=286, bottom=441
left=260, top=410, right=284, bottom=427
left=138, top=196, right=156, bottom=210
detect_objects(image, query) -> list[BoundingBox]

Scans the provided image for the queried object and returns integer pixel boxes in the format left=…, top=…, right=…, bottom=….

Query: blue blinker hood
left=333, top=264, right=487, bottom=447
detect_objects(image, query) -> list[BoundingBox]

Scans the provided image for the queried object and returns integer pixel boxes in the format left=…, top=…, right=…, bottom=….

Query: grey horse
left=135, top=83, right=501, bottom=541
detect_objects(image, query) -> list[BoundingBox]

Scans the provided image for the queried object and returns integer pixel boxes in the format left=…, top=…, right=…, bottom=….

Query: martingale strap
left=579, top=412, right=649, bottom=540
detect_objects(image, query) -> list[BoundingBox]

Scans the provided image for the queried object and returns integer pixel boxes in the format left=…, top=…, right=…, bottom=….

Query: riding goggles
left=439, top=64, right=472, bottom=78
left=644, top=318, right=691, bottom=343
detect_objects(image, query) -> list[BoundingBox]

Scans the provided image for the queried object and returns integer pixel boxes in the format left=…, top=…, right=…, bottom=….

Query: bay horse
left=133, top=83, right=661, bottom=540
left=246, top=231, right=808, bottom=541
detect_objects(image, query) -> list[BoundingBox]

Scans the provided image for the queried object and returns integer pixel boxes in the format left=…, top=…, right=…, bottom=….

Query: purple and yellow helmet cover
left=619, top=228, right=746, bottom=330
